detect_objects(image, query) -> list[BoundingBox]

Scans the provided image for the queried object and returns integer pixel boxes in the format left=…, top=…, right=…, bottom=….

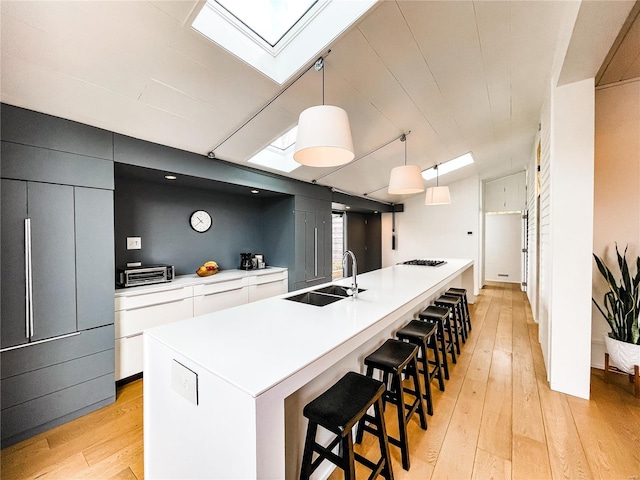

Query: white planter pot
left=604, top=334, right=640, bottom=374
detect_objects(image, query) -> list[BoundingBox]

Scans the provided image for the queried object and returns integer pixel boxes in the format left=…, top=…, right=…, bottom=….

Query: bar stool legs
left=300, top=372, right=394, bottom=480
left=419, top=305, right=456, bottom=379
left=356, top=339, right=427, bottom=471
left=435, top=295, right=465, bottom=352
left=396, top=320, right=442, bottom=410
left=447, top=287, right=472, bottom=335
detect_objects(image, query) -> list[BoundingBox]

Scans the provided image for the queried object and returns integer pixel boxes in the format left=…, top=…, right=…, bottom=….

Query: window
left=422, top=152, right=475, bottom=181
left=192, top=0, right=377, bottom=84
left=214, top=0, right=318, bottom=47
left=248, top=126, right=301, bottom=173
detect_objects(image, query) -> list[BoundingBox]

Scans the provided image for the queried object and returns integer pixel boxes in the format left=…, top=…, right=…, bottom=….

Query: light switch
left=127, top=237, right=142, bottom=250
left=171, top=360, right=198, bottom=405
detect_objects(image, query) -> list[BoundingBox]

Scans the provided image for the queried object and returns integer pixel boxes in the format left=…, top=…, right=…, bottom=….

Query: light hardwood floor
left=2, top=282, right=639, bottom=479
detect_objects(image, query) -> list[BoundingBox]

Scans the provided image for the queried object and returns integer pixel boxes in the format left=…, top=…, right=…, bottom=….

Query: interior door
left=345, top=212, right=381, bottom=275
left=484, top=212, right=522, bottom=283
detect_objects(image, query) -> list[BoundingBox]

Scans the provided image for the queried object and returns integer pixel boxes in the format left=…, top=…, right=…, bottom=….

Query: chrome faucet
left=342, top=250, right=358, bottom=298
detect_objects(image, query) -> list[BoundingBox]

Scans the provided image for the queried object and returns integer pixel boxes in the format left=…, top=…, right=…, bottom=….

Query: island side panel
left=143, top=335, right=259, bottom=479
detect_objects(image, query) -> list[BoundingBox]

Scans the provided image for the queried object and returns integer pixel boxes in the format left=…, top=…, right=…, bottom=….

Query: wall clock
left=190, top=210, right=212, bottom=233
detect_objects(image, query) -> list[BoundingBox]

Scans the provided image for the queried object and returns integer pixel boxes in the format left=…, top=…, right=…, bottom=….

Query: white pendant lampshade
left=388, top=165, right=424, bottom=194
left=425, top=186, right=451, bottom=205
left=387, top=132, right=424, bottom=195
left=293, top=105, right=354, bottom=167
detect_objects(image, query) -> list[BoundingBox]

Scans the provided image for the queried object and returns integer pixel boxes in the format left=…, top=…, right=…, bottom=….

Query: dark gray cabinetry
left=75, top=187, right=115, bottom=331
left=1, top=180, right=77, bottom=349
left=1, top=104, right=115, bottom=448
left=294, top=197, right=332, bottom=290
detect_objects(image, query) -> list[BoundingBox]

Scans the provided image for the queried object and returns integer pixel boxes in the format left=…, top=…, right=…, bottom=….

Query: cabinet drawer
left=115, top=335, right=143, bottom=381
left=193, top=287, right=248, bottom=316
left=115, top=297, right=193, bottom=338
left=193, top=277, right=247, bottom=296
left=249, top=270, right=287, bottom=286
left=115, top=286, right=193, bottom=311
left=248, top=279, right=287, bottom=302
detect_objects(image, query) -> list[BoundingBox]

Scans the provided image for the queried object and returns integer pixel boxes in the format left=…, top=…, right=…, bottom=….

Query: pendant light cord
left=322, top=60, right=325, bottom=105
left=401, top=133, right=407, bottom=166
left=209, top=51, right=332, bottom=156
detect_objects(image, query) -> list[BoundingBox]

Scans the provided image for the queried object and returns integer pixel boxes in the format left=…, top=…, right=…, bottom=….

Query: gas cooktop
left=400, top=259, right=447, bottom=267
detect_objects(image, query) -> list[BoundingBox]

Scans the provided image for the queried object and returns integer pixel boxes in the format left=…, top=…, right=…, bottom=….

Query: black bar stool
left=396, top=320, right=444, bottom=407
left=300, top=371, right=394, bottom=480
left=356, top=339, right=427, bottom=471
left=447, top=287, right=471, bottom=333
left=419, top=305, right=455, bottom=379
left=435, top=295, right=465, bottom=350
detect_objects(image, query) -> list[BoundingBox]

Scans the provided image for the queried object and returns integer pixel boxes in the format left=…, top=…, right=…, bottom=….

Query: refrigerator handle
left=314, top=227, right=318, bottom=277
left=25, top=218, right=34, bottom=339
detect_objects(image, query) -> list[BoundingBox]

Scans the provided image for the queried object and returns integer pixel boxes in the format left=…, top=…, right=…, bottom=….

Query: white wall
left=592, top=79, right=640, bottom=367
left=381, top=175, right=481, bottom=294
left=547, top=77, right=595, bottom=400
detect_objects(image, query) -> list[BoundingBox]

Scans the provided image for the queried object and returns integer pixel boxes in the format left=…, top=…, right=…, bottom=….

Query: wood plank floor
left=2, top=282, right=640, bottom=479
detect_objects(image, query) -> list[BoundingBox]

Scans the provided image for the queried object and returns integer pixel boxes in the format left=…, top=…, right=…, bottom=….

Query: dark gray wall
left=116, top=177, right=272, bottom=273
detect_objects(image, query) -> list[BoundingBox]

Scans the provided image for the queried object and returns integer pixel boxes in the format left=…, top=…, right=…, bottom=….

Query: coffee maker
left=240, top=253, right=253, bottom=270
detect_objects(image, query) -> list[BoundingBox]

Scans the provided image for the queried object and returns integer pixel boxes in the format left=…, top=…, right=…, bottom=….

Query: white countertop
left=115, top=266, right=287, bottom=297
left=144, top=259, right=472, bottom=397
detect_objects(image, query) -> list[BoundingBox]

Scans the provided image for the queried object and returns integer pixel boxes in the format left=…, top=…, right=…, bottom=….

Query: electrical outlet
left=171, top=360, right=198, bottom=405
left=127, top=237, right=141, bottom=250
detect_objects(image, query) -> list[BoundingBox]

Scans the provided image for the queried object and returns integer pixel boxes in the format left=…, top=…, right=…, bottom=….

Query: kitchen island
left=144, top=259, right=473, bottom=479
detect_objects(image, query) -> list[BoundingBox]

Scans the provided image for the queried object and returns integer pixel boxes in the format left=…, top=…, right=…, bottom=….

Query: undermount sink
left=313, top=285, right=367, bottom=297
left=284, top=291, right=345, bottom=307
left=284, top=285, right=367, bottom=307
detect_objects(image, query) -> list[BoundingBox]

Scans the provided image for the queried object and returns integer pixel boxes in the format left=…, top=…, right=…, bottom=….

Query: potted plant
left=593, top=244, right=640, bottom=375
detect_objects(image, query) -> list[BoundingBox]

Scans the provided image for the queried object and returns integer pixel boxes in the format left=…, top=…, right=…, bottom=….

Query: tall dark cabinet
left=0, top=104, right=116, bottom=447
left=294, top=196, right=332, bottom=290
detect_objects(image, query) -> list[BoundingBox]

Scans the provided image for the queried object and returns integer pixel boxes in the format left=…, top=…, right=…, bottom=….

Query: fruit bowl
left=196, top=261, right=219, bottom=277
left=196, top=269, right=218, bottom=277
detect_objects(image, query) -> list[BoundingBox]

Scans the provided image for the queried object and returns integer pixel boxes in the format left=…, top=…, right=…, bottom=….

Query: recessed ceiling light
left=345, top=206, right=351, bottom=209
left=251, top=189, right=260, bottom=194
left=164, top=175, right=177, bottom=180
left=422, top=152, right=474, bottom=181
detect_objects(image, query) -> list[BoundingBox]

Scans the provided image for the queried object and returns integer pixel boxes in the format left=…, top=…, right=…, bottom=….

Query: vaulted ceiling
left=1, top=1, right=637, bottom=203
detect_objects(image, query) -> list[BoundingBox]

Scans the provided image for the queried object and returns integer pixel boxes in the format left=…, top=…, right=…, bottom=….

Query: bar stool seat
left=396, top=320, right=444, bottom=405
left=419, top=305, right=455, bottom=379
left=435, top=295, right=465, bottom=351
left=300, top=371, right=394, bottom=480
left=446, top=287, right=471, bottom=334
left=357, top=339, right=427, bottom=471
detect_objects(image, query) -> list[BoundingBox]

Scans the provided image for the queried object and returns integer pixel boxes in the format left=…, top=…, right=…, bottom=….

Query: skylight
left=215, top=0, right=318, bottom=47
left=422, top=153, right=475, bottom=181
left=192, top=0, right=378, bottom=84
left=248, top=127, right=301, bottom=173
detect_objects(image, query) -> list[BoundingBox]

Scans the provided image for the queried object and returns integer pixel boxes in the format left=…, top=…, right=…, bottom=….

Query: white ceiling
left=1, top=1, right=636, bottom=204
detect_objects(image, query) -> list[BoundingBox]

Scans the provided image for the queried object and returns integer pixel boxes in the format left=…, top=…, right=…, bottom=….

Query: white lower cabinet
left=114, top=269, right=288, bottom=381
left=115, top=287, right=193, bottom=381
left=248, top=270, right=288, bottom=302
left=193, top=278, right=249, bottom=316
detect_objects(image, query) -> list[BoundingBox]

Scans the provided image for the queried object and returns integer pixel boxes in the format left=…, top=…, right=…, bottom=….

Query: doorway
left=332, top=211, right=382, bottom=279
left=484, top=212, right=523, bottom=283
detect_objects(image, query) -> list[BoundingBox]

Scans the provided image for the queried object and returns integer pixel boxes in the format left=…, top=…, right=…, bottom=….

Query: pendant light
left=294, top=58, right=354, bottom=167
left=425, top=164, right=451, bottom=205
left=387, top=133, right=424, bottom=195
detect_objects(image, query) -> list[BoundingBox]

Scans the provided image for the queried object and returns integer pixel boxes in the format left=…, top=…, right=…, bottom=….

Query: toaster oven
left=117, top=264, right=175, bottom=288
